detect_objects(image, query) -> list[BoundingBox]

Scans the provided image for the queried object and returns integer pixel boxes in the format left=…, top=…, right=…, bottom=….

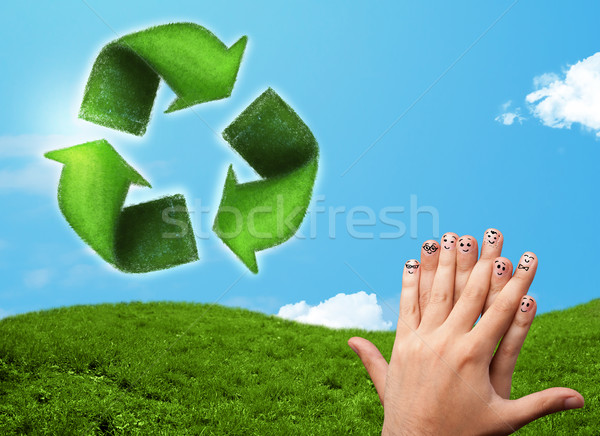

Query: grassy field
left=0, top=299, right=597, bottom=435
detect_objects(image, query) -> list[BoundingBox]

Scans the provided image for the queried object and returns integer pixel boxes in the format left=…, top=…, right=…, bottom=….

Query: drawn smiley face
left=422, top=242, right=438, bottom=255
left=485, top=230, right=499, bottom=245
left=442, top=234, right=456, bottom=250
left=523, top=254, right=535, bottom=264
left=405, top=260, right=420, bottom=274
left=520, top=296, right=534, bottom=312
left=458, top=237, right=473, bottom=253
left=494, top=260, right=508, bottom=276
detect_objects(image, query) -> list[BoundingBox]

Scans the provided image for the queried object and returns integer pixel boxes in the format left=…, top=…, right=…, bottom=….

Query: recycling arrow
left=49, top=22, right=319, bottom=274
left=45, top=139, right=198, bottom=273
left=79, top=22, right=247, bottom=136
left=213, top=88, right=319, bottom=273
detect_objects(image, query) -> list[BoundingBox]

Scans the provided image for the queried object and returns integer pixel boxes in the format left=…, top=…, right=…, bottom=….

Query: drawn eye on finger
left=458, top=237, right=473, bottom=253
left=442, top=234, right=456, bottom=250
left=422, top=242, right=438, bottom=255
left=405, top=260, right=420, bottom=274
left=494, top=260, right=507, bottom=276
left=520, top=296, right=535, bottom=312
left=518, top=253, right=536, bottom=271
left=485, top=229, right=499, bottom=245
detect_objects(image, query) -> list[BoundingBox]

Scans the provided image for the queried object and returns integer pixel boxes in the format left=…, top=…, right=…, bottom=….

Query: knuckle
left=496, top=342, right=520, bottom=360
left=400, top=303, right=419, bottom=319
left=535, top=396, right=553, bottom=416
left=403, top=336, right=427, bottom=358
left=513, top=314, right=533, bottom=329
left=492, top=296, right=515, bottom=315
left=427, top=291, right=451, bottom=306
left=438, top=257, right=454, bottom=267
left=456, top=262, right=474, bottom=273
left=421, top=262, right=437, bottom=272
left=512, top=273, right=529, bottom=285
left=460, top=338, right=482, bottom=362
left=460, top=285, right=482, bottom=303
left=430, top=339, right=447, bottom=356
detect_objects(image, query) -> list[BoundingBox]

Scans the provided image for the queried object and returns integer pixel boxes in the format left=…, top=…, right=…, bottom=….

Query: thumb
left=348, top=336, right=389, bottom=405
left=506, top=387, right=584, bottom=430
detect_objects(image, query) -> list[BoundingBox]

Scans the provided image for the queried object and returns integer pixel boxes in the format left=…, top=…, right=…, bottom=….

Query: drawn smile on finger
left=405, top=261, right=420, bottom=274
left=459, top=237, right=472, bottom=253
left=422, top=242, right=438, bottom=255
left=442, top=234, right=456, bottom=250
left=523, top=254, right=535, bottom=264
left=494, top=260, right=507, bottom=276
left=520, top=296, right=534, bottom=312
left=485, top=229, right=499, bottom=245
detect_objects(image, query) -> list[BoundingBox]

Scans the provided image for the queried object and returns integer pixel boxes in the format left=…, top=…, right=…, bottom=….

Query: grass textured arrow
left=79, top=23, right=247, bottom=136
left=45, top=140, right=198, bottom=273
left=213, top=88, right=319, bottom=273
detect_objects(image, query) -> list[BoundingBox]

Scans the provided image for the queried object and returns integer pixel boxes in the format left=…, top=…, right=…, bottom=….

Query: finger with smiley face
left=454, top=235, right=478, bottom=304
left=519, top=253, right=536, bottom=271
left=404, top=259, right=420, bottom=275
left=483, top=257, right=513, bottom=313
left=472, top=251, right=538, bottom=354
left=444, top=229, right=505, bottom=330
left=399, top=259, right=421, bottom=330
left=418, top=240, right=440, bottom=314
left=519, top=296, right=535, bottom=313
left=484, top=229, right=500, bottom=245
left=489, top=295, right=537, bottom=399
left=481, top=228, right=504, bottom=260
left=516, top=252, right=536, bottom=273
left=441, top=233, right=457, bottom=250
left=492, top=258, right=511, bottom=278
left=420, top=232, right=458, bottom=328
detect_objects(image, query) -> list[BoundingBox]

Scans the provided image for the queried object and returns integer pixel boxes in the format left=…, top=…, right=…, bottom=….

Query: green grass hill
left=0, top=299, right=598, bottom=435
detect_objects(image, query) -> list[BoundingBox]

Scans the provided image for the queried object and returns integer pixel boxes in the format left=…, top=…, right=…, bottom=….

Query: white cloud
left=23, top=268, right=53, bottom=289
left=277, top=291, right=392, bottom=331
left=495, top=100, right=526, bottom=126
left=0, top=134, right=90, bottom=195
left=533, top=73, right=561, bottom=89
left=0, top=308, right=12, bottom=320
left=525, top=52, right=600, bottom=136
left=0, top=134, right=166, bottom=196
left=0, top=134, right=90, bottom=158
left=59, top=263, right=101, bottom=287
left=495, top=112, right=524, bottom=126
left=0, top=162, right=59, bottom=195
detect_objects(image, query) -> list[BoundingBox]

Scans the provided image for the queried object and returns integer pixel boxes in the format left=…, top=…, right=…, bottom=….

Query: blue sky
left=1, top=1, right=599, bottom=329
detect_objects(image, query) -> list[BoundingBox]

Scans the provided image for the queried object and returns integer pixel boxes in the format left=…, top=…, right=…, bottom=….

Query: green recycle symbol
left=45, top=23, right=319, bottom=274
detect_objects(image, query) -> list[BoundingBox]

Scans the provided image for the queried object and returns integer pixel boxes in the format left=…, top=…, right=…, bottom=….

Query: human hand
left=348, top=229, right=584, bottom=435
left=349, top=229, right=521, bottom=402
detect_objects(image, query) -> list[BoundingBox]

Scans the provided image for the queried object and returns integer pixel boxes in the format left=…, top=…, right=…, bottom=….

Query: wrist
left=382, top=414, right=436, bottom=436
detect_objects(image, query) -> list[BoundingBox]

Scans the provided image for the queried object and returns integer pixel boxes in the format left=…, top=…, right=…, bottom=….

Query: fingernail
left=564, top=396, right=584, bottom=410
